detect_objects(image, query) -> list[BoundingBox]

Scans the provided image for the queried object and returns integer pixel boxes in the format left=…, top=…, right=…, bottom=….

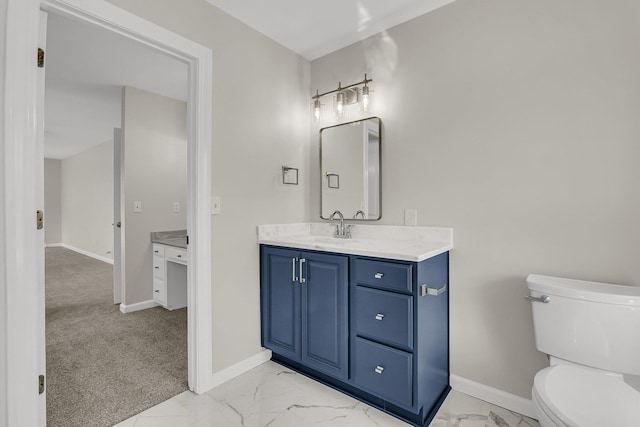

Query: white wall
left=122, top=86, right=187, bottom=305
left=106, top=0, right=310, bottom=371
left=44, top=158, right=62, bottom=244
left=61, top=140, right=114, bottom=260
left=310, top=0, right=640, bottom=399
left=0, top=0, right=8, bottom=422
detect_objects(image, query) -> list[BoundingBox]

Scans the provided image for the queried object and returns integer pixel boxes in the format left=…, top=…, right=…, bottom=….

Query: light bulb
left=360, top=85, right=370, bottom=112
left=335, top=92, right=345, bottom=118
left=313, top=98, right=321, bottom=122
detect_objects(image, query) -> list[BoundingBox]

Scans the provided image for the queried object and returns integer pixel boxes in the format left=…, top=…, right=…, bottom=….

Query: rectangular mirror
left=320, top=117, right=381, bottom=220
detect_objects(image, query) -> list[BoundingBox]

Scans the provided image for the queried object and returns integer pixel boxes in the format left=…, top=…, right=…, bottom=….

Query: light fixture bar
left=312, top=74, right=372, bottom=100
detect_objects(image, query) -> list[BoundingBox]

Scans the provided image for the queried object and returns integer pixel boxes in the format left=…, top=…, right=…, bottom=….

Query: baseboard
left=450, top=375, right=537, bottom=419
left=197, top=349, right=272, bottom=394
left=119, top=300, right=159, bottom=313
left=45, top=243, right=63, bottom=248
left=56, top=243, right=114, bottom=265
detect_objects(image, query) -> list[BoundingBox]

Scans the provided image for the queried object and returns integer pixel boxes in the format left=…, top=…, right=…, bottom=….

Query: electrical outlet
left=405, top=209, right=418, bottom=227
left=173, top=202, right=180, bottom=213
left=211, top=196, right=221, bottom=215
left=134, top=201, right=142, bottom=213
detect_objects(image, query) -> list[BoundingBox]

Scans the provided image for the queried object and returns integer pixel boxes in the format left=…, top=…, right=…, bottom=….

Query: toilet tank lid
left=527, top=274, right=640, bottom=307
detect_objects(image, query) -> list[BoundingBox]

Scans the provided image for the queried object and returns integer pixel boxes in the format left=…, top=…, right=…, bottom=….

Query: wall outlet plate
left=405, top=209, right=418, bottom=227
left=173, top=202, right=181, bottom=213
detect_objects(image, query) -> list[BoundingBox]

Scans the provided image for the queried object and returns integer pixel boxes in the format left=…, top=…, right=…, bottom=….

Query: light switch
left=134, top=201, right=142, bottom=213
left=212, top=196, right=221, bottom=215
left=173, top=202, right=180, bottom=213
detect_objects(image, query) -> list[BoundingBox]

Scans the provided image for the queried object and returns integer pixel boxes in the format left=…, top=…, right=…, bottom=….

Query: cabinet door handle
left=374, top=366, right=384, bottom=374
left=154, top=290, right=159, bottom=293
left=154, top=250, right=159, bottom=254
left=291, top=257, right=298, bottom=283
left=299, top=258, right=306, bottom=284
left=375, top=313, right=384, bottom=321
left=177, top=254, right=182, bottom=258
left=154, top=266, right=160, bottom=270
left=374, top=272, right=383, bottom=279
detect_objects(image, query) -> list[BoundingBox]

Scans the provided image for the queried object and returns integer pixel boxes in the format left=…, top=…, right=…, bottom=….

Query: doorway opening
left=43, top=11, right=193, bottom=424
left=37, top=1, right=213, bottom=425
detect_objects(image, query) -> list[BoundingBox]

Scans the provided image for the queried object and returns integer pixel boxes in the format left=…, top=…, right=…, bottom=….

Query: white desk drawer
left=153, top=255, right=165, bottom=279
left=166, top=246, right=187, bottom=264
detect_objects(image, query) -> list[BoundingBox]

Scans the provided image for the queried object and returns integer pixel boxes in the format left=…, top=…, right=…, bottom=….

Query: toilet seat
left=533, top=364, right=640, bottom=427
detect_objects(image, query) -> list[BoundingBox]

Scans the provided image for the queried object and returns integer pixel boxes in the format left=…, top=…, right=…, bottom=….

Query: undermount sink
left=303, top=236, right=359, bottom=245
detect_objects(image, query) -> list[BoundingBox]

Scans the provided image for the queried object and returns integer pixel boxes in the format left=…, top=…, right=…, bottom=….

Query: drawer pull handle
left=154, top=290, right=159, bottom=293
left=177, top=254, right=182, bottom=258
left=375, top=313, right=384, bottom=321
left=154, top=266, right=160, bottom=270
left=375, top=366, right=384, bottom=374
left=374, top=273, right=384, bottom=279
left=154, top=250, right=159, bottom=254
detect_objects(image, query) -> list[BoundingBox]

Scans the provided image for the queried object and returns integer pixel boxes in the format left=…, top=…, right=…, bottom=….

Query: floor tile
left=116, top=361, right=539, bottom=427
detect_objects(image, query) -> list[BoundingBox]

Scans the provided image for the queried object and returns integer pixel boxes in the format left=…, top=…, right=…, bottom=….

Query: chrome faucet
left=330, top=210, right=351, bottom=239
left=353, top=210, right=365, bottom=219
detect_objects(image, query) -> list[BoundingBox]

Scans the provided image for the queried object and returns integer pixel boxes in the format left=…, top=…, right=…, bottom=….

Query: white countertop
left=257, top=223, right=453, bottom=262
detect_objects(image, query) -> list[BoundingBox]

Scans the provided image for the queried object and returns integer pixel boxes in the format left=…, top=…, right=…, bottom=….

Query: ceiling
left=45, top=0, right=454, bottom=159
left=45, top=13, right=187, bottom=159
left=206, top=0, right=455, bottom=60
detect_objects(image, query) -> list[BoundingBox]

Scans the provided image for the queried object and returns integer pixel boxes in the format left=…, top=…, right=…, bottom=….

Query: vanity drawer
left=354, top=258, right=412, bottom=293
left=153, top=278, right=166, bottom=305
left=353, top=337, right=413, bottom=408
left=166, top=247, right=187, bottom=264
left=152, top=244, right=165, bottom=257
left=354, top=286, right=413, bottom=350
left=153, top=255, right=165, bottom=279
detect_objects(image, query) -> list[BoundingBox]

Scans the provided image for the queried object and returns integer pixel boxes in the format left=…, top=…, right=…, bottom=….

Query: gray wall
left=0, top=0, right=7, bottom=422
left=60, top=140, right=114, bottom=259
left=311, top=0, right=640, bottom=399
left=122, top=86, right=187, bottom=305
left=43, top=158, right=62, bottom=244
left=107, top=0, right=310, bottom=371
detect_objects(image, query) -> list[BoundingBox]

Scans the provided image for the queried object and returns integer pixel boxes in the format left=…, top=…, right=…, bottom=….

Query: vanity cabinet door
left=302, top=252, right=349, bottom=380
left=261, top=247, right=301, bottom=361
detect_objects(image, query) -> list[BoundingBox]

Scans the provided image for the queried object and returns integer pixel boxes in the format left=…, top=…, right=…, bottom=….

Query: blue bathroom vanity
left=258, top=223, right=453, bottom=426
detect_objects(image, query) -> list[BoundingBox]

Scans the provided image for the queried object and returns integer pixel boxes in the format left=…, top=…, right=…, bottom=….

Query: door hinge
left=37, top=210, right=43, bottom=230
left=38, top=375, right=45, bottom=394
left=37, top=48, right=45, bottom=68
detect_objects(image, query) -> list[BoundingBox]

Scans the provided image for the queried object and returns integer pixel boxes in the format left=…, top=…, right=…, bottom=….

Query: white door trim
left=38, top=0, right=214, bottom=395
left=2, top=0, right=213, bottom=423
left=2, top=1, right=43, bottom=425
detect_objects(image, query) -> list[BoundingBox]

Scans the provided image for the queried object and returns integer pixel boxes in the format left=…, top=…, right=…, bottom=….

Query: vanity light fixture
left=335, top=84, right=345, bottom=119
left=360, top=81, right=370, bottom=113
left=312, top=74, right=372, bottom=122
left=313, top=90, right=322, bottom=122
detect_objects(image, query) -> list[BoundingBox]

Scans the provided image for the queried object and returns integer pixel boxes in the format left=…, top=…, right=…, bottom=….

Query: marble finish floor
left=115, top=361, right=540, bottom=427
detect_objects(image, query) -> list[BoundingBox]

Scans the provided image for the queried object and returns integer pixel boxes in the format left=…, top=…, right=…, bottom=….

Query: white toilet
left=527, top=274, right=640, bottom=427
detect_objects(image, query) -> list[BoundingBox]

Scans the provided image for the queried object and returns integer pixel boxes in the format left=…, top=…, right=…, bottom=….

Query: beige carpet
left=46, top=247, right=187, bottom=427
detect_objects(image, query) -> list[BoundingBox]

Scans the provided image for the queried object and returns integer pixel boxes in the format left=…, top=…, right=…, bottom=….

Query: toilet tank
left=527, top=274, right=640, bottom=375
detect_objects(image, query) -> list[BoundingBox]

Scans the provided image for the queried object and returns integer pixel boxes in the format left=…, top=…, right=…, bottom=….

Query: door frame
left=2, top=0, right=214, bottom=424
